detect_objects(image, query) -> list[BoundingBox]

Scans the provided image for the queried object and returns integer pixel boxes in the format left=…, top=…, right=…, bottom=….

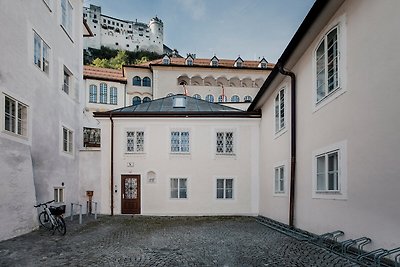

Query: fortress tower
left=83, top=5, right=164, bottom=54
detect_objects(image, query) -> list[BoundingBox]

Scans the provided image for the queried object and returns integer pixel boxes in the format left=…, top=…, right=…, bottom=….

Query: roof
left=94, top=95, right=261, bottom=118
left=83, top=66, right=126, bottom=83
left=134, top=57, right=274, bottom=70
left=248, top=0, right=345, bottom=111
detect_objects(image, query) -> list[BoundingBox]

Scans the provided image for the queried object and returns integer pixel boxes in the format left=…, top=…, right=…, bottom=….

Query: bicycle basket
left=49, top=205, right=66, bottom=215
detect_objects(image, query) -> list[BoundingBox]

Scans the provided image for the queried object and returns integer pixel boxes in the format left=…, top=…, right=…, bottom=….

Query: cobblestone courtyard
left=0, top=216, right=359, bottom=266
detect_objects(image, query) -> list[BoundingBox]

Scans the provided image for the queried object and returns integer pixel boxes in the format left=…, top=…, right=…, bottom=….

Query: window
left=316, top=26, right=339, bottom=103
left=132, top=96, right=141, bottom=106
left=216, top=131, right=234, bottom=155
left=260, top=62, right=267, bottom=68
left=61, top=0, right=73, bottom=36
left=170, top=178, right=187, bottom=199
left=99, top=83, right=107, bottom=104
left=170, top=131, right=190, bottom=153
left=312, top=141, right=347, bottom=199
left=216, top=179, right=233, bottom=199
left=186, top=58, right=193, bottom=66
left=218, top=95, right=227, bottom=102
left=166, top=93, right=174, bottom=97
left=316, top=151, right=339, bottom=192
left=89, top=84, right=97, bottom=103
left=62, top=127, right=73, bottom=154
left=211, top=60, right=218, bottom=67
left=63, top=68, right=71, bottom=95
left=33, top=31, right=50, bottom=74
left=143, top=97, right=151, bottom=103
left=132, top=76, right=141, bottom=86
left=244, top=95, right=252, bottom=102
left=162, top=56, right=170, bottom=65
left=110, top=87, right=117, bottom=105
left=274, top=166, right=285, bottom=194
left=205, top=94, right=214, bottom=102
left=275, top=88, right=285, bottom=133
left=231, top=95, right=240, bottom=102
left=54, top=187, right=64, bottom=203
left=142, top=77, right=151, bottom=87
left=193, top=94, right=201, bottom=100
left=126, top=131, right=144, bottom=153
left=83, top=127, right=101, bottom=147
left=3, top=95, right=28, bottom=137
left=235, top=61, right=242, bottom=68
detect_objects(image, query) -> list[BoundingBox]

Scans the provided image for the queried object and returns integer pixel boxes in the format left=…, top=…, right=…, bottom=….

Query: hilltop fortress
left=83, top=4, right=164, bottom=54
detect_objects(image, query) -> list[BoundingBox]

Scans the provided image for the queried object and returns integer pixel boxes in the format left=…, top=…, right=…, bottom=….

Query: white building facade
left=251, top=0, right=400, bottom=252
left=93, top=96, right=261, bottom=216
left=83, top=4, right=164, bottom=54
left=0, top=0, right=85, bottom=241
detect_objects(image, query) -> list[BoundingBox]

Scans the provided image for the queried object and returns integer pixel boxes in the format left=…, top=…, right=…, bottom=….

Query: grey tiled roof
left=113, top=95, right=242, bottom=113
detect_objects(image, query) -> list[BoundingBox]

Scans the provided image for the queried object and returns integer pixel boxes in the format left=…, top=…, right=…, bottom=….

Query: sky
left=83, top=0, right=315, bottom=63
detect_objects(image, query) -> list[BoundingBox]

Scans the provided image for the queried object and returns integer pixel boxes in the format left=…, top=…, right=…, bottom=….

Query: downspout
left=109, top=112, right=114, bottom=216
left=277, top=62, right=296, bottom=228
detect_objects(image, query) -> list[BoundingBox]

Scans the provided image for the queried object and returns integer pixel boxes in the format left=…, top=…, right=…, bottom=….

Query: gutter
left=109, top=112, right=114, bottom=216
left=277, top=62, right=296, bottom=228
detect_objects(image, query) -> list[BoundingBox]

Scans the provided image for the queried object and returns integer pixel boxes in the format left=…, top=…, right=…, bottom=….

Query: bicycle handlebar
left=34, top=200, right=55, bottom=208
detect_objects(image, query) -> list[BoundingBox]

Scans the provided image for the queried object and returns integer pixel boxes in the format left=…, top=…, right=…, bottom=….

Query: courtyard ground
left=0, top=216, right=359, bottom=266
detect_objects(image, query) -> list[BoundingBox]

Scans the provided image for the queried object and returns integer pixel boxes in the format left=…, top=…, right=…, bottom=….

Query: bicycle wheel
left=39, top=211, right=52, bottom=230
left=55, top=217, right=66, bottom=235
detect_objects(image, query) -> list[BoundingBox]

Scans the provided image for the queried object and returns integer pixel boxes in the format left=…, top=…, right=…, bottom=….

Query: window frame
left=312, top=141, right=347, bottom=200
left=205, top=94, right=214, bottom=103
left=273, top=164, right=287, bottom=196
left=170, top=129, right=191, bottom=154
left=3, top=94, right=28, bottom=138
left=62, top=67, right=72, bottom=95
left=62, top=126, right=73, bottom=154
left=33, top=31, right=50, bottom=74
left=89, top=84, right=97, bottom=103
left=312, top=15, right=346, bottom=112
left=125, top=129, right=145, bottom=154
left=215, top=129, right=236, bottom=156
left=216, top=178, right=234, bottom=200
left=142, top=77, right=151, bottom=87
left=110, top=86, right=118, bottom=105
left=99, top=83, right=108, bottom=104
left=54, top=187, right=65, bottom=203
left=132, top=76, right=141, bottom=86
left=170, top=178, right=188, bottom=199
left=315, top=25, right=340, bottom=104
left=274, top=87, right=286, bottom=134
left=61, top=0, right=73, bottom=39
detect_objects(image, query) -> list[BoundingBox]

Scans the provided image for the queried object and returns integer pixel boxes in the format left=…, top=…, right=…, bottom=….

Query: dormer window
left=234, top=56, right=244, bottom=68
left=210, top=56, right=219, bottom=67
left=258, top=57, right=268, bottom=68
left=186, top=58, right=193, bottom=66
left=162, top=55, right=170, bottom=65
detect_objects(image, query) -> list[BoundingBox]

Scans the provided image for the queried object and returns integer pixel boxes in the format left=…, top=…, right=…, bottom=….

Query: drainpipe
left=109, top=112, right=114, bottom=216
left=277, top=62, right=296, bottom=228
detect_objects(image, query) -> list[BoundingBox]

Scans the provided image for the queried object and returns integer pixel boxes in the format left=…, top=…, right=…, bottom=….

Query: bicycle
left=34, top=200, right=67, bottom=235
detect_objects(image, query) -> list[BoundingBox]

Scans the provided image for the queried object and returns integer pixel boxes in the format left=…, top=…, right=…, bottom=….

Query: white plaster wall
left=0, top=139, right=38, bottom=240
left=98, top=117, right=260, bottom=216
left=259, top=0, right=400, bottom=250
left=0, top=0, right=83, bottom=239
left=258, top=80, right=291, bottom=224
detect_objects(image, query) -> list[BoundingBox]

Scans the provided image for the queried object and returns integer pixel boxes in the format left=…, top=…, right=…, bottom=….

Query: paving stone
left=0, top=216, right=359, bottom=267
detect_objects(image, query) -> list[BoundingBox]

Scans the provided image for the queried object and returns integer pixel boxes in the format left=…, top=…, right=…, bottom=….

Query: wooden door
left=121, top=175, right=141, bottom=214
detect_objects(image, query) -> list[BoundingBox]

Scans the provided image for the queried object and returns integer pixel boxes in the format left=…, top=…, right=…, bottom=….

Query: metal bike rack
left=256, top=216, right=399, bottom=267
left=70, top=203, right=83, bottom=224
left=86, top=201, right=98, bottom=220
